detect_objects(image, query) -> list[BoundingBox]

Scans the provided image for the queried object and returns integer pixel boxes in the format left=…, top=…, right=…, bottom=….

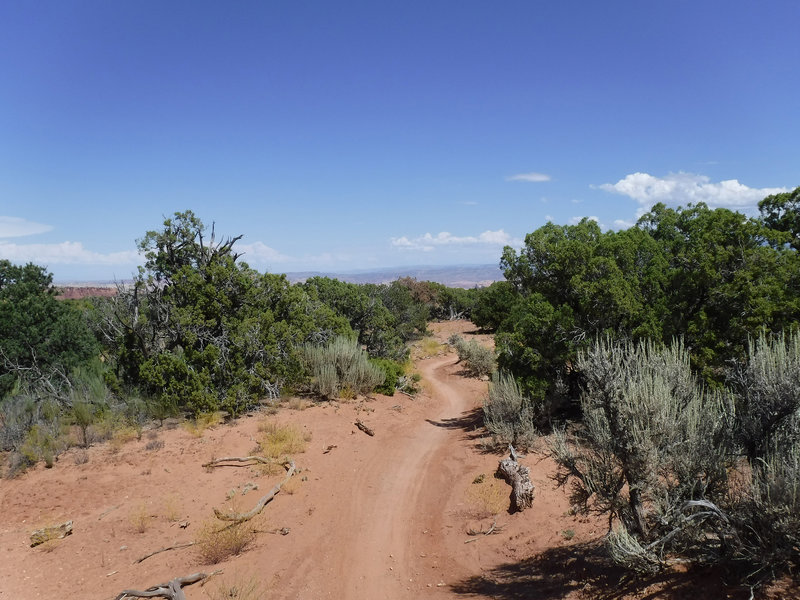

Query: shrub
left=450, top=335, right=495, bottom=378
left=483, top=372, right=538, bottom=449
left=182, top=411, right=225, bottom=438
left=370, top=358, right=404, bottom=396
left=303, top=336, right=384, bottom=400
left=195, top=520, right=255, bottom=564
left=725, top=331, right=800, bottom=578
left=550, top=337, right=732, bottom=571
left=258, top=421, right=309, bottom=459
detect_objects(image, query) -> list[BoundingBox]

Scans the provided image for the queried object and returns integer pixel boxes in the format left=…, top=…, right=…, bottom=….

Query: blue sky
left=1, top=1, right=797, bottom=281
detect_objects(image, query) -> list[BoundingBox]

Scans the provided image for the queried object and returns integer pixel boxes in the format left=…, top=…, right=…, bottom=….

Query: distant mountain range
left=283, top=264, right=504, bottom=288
left=55, top=264, right=505, bottom=298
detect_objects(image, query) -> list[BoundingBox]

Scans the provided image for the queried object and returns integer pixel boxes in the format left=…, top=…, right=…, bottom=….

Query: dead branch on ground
left=202, top=456, right=273, bottom=468
left=213, top=460, right=296, bottom=523
left=355, top=420, right=374, bottom=436
left=466, top=518, right=505, bottom=537
left=115, top=571, right=220, bottom=600
left=134, top=542, right=195, bottom=564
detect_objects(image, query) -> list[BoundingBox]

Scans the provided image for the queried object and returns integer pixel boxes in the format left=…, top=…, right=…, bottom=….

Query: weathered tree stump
left=496, top=448, right=534, bottom=512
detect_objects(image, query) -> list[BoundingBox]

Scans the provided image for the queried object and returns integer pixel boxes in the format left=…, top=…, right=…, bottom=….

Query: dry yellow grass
left=465, top=477, right=508, bottom=519
left=182, top=411, right=226, bottom=438
left=128, top=502, right=151, bottom=533
left=195, top=519, right=255, bottom=564
left=203, top=572, right=266, bottom=600
left=257, top=421, right=310, bottom=459
left=161, top=493, right=182, bottom=522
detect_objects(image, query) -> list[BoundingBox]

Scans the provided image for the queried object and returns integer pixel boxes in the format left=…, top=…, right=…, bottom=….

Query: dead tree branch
left=213, top=460, right=296, bottom=523
left=115, top=571, right=220, bottom=600
left=202, top=456, right=273, bottom=468
left=134, top=542, right=195, bottom=564
left=355, top=420, right=375, bottom=436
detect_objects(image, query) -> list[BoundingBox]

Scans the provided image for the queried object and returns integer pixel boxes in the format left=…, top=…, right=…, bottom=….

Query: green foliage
left=369, top=358, right=404, bottom=396
left=93, top=211, right=352, bottom=416
left=303, top=336, right=385, bottom=400
left=760, top=186, right=800, bottom=251
left=483, top=372, right=538, bottom=449
left=551, top=338, right=732, bottom=569
left=303, top=277, right=410, bottom=360
left=471, top=281, right=519, bottom=332
left=0, top=260, right=99, bottom=398
left=449, top=335, right=495, bottom=378
left=391, top=277, right=478, bottom=321
left=489, top=201, right=800, bottom=406
left=731, top=331, right=800, bottom=462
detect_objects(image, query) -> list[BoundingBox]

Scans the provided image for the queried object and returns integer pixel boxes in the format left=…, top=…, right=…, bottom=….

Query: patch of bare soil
left=0, top=321, right=790, bottom=599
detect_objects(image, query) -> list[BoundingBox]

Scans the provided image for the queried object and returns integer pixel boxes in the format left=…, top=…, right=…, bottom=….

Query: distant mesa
left=55, top=264, right=504, bottom=299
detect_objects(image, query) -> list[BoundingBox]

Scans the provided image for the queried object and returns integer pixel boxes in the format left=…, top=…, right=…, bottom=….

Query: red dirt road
left=279, top=353, right=479, bottom=599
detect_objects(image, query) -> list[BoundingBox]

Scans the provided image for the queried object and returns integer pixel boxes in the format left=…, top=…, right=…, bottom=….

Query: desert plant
left=195, top=519, right=255, bottom=564
left=258, top=421, right=309, bottom=459
left=129, top=502, right=151, bottom=533
left=450, top=335, right=495, bottom=378
left=182, top=411, right=226, bottom=437
left=465, top=478, right=508, bottom=518
left=723, top=331, right=800, bottom=579
left=303, top=336, right=384, bottom=400
left=369, top=358, right=404, bottom=396
left=483, top=372, right=538, bottom=449
left=551, top=337, right=733, bottom=571
left=204, top=574, right=266, bottom=600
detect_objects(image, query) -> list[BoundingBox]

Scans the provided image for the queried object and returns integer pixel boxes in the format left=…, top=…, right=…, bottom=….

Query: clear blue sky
left=1, top=1, right=797, bottom=281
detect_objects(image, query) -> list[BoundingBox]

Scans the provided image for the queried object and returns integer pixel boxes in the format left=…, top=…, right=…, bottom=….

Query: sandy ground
left=0, top=321, right=789, bottom=599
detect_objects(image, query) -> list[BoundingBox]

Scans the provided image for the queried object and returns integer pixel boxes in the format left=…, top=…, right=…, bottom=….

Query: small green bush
left=303, top=336, right=384, bottom=400
left=450, top=335, right=495, bottom=378
left=483, top=372, right=537, bottom=449
left=370, top=358, right=404, bottom=396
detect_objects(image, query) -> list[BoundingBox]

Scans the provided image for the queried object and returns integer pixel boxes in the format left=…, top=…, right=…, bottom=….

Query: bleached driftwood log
left=115, top=571, right=218, bottom=600
left=496, top=446, right=534, bottom=512
left=212, top=459, right=296, bottom=523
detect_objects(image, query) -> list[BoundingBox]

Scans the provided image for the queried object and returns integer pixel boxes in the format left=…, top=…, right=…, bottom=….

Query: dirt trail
left=279, top=353, right=481, bottom=599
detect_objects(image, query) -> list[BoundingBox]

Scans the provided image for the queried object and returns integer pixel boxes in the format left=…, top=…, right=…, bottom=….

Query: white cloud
left=507, top=172, right=551, bottom=183
left=598, top=172, right=788, bottom=214
left=569, top=216, right=600, bottom=226
left=237, top=241, right=291, bottom=264
left=391, top=229, right=521, bottom=252
left=0, top=216, right=53, bottom=238
left=0, top=241, right=141, bottom=266
left=614, top=219, right=635, bottom=229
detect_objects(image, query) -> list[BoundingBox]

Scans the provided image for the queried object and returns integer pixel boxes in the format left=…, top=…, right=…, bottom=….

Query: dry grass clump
left=285, top=397, right=312, bottom=411
left=465, top=477, right=508, bottom=518
left=204, top=573, right=266, bottom=599
left=182, top=411, right=226, bottom=438
left=195, top=520, right=255, bottom=564
left=417, top=337, right=446, bottom=358
left=162, top=493, right=182, bottom=522
left=257, top=421, right=310, bottom=459
left=128, top=502, right=152, bottom=533
left=108, top=425, right=140, bottom=454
